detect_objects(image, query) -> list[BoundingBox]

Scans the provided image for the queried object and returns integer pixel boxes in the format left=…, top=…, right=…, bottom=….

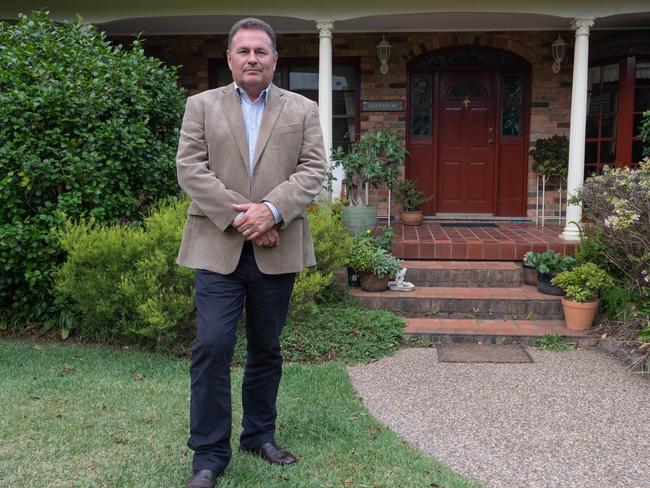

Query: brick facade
left=114, top=30, right=578, bottom=219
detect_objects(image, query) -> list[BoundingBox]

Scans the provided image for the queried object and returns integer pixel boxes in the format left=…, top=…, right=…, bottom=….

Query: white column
left=316, top=21, right=341, bottom=201
left=562, top=18, right=594, bottom=240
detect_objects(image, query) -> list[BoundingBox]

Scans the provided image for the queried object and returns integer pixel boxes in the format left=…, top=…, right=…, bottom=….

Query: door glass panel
left=411, top=74, right=432, bottom=137
left=586, top=116, right=599, bottom=138
left=500, top=74, right=522, bottom=137
left=446, top=80, right=488, bottom=100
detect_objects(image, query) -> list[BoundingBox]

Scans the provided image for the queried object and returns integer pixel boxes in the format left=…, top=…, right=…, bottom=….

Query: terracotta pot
left=358, top=272, right=389, bottom=292
left=522, top=264, right=538, bottom=286
left=561, top=297, right=599, bottom=331
left=399, top=210, right=423, bottom=226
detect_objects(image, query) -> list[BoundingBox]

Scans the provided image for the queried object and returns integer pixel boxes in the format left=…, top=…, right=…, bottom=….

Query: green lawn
left=0, top=340, right=480, bottom=487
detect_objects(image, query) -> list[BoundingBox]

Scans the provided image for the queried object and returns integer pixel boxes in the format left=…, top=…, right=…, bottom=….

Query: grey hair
left=228, top=18, right=277, bottom=52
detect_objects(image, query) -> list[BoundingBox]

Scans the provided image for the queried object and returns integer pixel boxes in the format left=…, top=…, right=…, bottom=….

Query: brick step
left=401, top=260, right=522, bottom=288
left=350, top=285, right=563, bottom=320
left=404, top=318, right=597, bottom=347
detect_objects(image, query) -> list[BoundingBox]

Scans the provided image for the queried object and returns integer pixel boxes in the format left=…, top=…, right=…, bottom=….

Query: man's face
left=227, top=28, right=277, bottom=99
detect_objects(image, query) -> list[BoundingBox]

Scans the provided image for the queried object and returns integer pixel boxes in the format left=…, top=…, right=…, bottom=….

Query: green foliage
left=347, top=235, right=401, bottom=278
left=55, top=199, right=356, bottom=352
left=552, top=263, right=614, bottom=303
left=641, top=110, right=650, bottom=158
left=331, top=130, right=407, bottom=207
left=290, top=204, right=353, bottom=320
left=527, top=251, right=575, bottom=275
left=522, top=251, right=541, bottom=268
left=373, top=226, right=395, bottom=253
left=393, top=178, right=432, bottom=211
left=0, top=11, right=186, bottom=322
left=55, top=198, right=195, bottom=349
left=535, top=334, right=576, bottom=352
left=576, top=159, right=650, bottom=334
left=638, top=326, right=650, bottom=343
left=530, top=135, right=569, bottom=178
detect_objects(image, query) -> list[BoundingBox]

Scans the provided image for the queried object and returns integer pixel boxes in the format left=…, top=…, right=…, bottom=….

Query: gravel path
left=347, top=347, right=650, bottom=488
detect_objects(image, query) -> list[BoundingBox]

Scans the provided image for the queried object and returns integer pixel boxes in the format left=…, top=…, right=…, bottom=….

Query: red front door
left=436, top=72, right=496, bottom=214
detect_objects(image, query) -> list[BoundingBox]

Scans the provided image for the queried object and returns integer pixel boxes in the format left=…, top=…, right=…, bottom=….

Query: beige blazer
left=176, top=83, right=327, bottom=275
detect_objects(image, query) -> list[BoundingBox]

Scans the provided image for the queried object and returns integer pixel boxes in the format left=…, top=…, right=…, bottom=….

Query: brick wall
left=113, top=30, right=577, bottom=219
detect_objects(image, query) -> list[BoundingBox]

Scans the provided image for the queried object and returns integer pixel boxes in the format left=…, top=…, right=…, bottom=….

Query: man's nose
left=246, top=52, right=258, bottom=64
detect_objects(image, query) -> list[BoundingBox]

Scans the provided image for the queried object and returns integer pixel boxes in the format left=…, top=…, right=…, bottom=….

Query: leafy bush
left=55, top=198, right=195, bottom=349
left=290, top=204, right=353, bottom=320
left=530, top=135, right=569, bottom=178
left=577, top=159, right=650, bottom=291
left=0, top=11, right=185, bottom=322
left=56, top=199, right=353, bottom=351
left=551, top=263, right=614, bottom=303
left=347, top=235, right=401, bottom=278
left=526, top=251, right=575, bottom=275
left=393, top=178, right=431, bottom=211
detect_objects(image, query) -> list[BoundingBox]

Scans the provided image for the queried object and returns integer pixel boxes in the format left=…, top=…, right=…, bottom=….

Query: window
left=585, top=63, right=619, bottom=176
left=500, top=74, right=523, bottom=137
left=410, top=74, right=432, bottom=138
left=209, top=59, right=359, bottom=153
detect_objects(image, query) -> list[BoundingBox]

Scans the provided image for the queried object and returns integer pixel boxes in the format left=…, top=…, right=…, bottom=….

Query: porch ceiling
left=2, top=2, right=650, bottom=35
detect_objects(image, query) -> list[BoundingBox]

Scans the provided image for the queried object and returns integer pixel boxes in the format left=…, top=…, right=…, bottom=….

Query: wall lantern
left=551, top=34, right=567, bottom=74
left=377, top=35, right=391, bottom=75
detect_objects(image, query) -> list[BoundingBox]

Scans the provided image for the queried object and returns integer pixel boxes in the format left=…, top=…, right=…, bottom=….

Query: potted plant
left=347, top=235, right=401, bottom=292
left=530, top=135, right=569, bottom=180
left=393, top=178, right=432, bottom=226
left=522, top=251, right=541, bottom=286
left=551, top=263, right=614, bottom=331
left=532, top=251, right=575, bottom=295
left=332, top=130, right=407, bottom=235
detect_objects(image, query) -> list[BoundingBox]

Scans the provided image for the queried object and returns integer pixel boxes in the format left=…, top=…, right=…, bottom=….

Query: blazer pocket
left=275, top=123, right=302, bottom=134
left=187, top=202, right=206, bottom=217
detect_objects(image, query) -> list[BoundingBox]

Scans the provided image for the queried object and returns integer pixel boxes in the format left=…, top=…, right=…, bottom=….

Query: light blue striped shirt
left=234, top=83, right=281, bottom=224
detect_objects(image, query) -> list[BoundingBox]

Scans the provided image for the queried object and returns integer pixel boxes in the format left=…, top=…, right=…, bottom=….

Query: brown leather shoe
left=241, top=442, right=298, bottom=465
left=185, top=469, right=219, bottom=488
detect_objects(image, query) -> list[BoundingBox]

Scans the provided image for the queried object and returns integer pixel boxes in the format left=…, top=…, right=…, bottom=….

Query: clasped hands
left=232, top=203, right=279, bottom=248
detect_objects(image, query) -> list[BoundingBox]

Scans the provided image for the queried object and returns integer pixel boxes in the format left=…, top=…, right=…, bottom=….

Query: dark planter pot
left=522, top=264, right=538, bottom=286
left=537, top=272, right=564, bottom=296
left=358, top=272, right=389, bottom=292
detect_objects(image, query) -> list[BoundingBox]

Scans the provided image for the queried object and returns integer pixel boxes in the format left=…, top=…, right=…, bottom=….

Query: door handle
left=488, top=127, right=494, bottom=144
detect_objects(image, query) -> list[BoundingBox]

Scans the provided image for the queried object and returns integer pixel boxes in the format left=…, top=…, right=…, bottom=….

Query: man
left=175, top=18, right=327, bottom=488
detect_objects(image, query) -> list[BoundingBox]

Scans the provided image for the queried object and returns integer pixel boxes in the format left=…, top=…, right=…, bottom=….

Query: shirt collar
left=233, top=82, right=271, bottom=104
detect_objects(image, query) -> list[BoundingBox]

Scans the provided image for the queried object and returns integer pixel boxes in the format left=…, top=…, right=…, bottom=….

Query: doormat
left=436, top=344, right=533, bottom=363
left=440, top=222, right=498, bottom=228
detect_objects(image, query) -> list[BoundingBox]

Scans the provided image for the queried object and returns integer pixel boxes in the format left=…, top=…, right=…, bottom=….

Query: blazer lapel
left=252, top=86, right=285, bottom=169
left=220, top=84, right=249, bottom=171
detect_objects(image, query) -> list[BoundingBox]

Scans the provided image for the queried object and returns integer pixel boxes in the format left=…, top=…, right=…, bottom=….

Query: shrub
left=576, top=159, right=650, bottom=335
left=289, top=204, right=353, bottom=320
left=56, top=199, right=353, bottom=350
left=577, top=159, right=650, bottom=291
left=0, top=11, right=185, bottom=322
left=393, top=178, right=431, bottom=211
left=551, top=263, right=614, bottom=303
left=55, top=198, right=195, bottom=349
left=348, top=234, right=401, bottom=278
left=530, top=135, right=569, bottom=178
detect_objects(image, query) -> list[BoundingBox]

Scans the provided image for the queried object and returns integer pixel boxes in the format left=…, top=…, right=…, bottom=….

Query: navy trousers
left=188, top=242, right=295, bottom=472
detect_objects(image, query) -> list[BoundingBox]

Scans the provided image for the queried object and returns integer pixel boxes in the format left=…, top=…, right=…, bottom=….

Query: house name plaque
left=362, top=101, right=404, bottom=112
